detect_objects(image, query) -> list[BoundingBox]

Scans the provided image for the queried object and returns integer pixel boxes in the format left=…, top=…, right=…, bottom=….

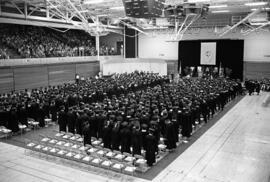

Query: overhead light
left=211, top=10, right=230, bottom=13
left=245, top=2, right=268, bottom=6
left=79, top=10, right=89, bottom=13
left=251, top=7, right=270, bottom=11
left=187, top=0, right=210, bottom=3
left=110, top=6, right=125, bottom=10
left=84, top=0, right=104, bottom=4
left=97, top=14, right=108, bottom=17
left=209, top=4, right=228, bottom=8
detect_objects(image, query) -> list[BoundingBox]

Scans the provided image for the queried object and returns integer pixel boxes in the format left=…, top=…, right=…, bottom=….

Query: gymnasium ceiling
left=0, top=0, right=269, bottom=37
left=21, top=0, right=270, bottom=16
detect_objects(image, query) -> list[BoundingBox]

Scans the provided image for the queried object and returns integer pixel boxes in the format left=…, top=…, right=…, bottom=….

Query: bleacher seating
left=0, top=24, right=119, bottom=59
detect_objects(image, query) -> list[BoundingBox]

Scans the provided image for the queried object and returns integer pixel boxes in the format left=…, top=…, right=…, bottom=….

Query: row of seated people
left=0, top=24, right=99, bottom=58
left=0, top=72, right=242, bottom=166
left=60, top=30, right=118, bottom=56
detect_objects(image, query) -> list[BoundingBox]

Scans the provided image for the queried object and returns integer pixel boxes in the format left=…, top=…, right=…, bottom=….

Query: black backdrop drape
left=178, top=39, right=244, bottom=80
left=125, top=26, right=138, bottom=58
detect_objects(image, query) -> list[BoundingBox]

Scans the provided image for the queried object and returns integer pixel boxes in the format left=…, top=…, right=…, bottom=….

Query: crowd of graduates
left=260, top=79, right=270, bottom=92
left=245, top=80, right=261, bottom=95
left=0, top=72, right=243, bottom=166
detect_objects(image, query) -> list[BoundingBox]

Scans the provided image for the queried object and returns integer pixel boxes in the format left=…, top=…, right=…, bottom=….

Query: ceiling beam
left=219, top=8, right=261, bottom=37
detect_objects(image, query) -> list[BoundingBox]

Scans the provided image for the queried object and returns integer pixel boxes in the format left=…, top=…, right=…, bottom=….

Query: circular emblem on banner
left=205, top=50, right=211, bottom=58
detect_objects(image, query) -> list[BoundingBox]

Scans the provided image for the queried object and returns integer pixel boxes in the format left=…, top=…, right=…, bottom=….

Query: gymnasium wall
left=0, top=61, right=99, bottom=93
left=138, top=28, right=270, bottom=78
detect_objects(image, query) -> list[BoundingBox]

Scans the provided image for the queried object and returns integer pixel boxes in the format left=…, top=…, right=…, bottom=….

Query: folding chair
left=73, top=153, right=84, bottom=162
left=134, top=154, right=147, bottom=172
left=123, top=152, right=135, bottom=164
left=0, top=127, right=12, bottom=139
left=87, top=146, right=98, bottom=155
left=111, top=159, right=125, bottom=172
left=44, top=118, right=52, bottom=127
left=105, top=149, right=115, bottom=159
left=56, top=149, right=67, bottom=158
left=55, top=131, right=65, bottom=137
left=18, top=124, right=27, bottom=136
left=81, top=155, right=93, bottom=164
left=158, top=144, right=167, bottom=153
left=100, top=156, right=113, bottom=169
left=123, top=163, right=136, bottom=176
left=96, top=149, right=107, bottom=157
left=90, top=152, right=103, bottom=167
left=113, top=150, right=125, bottom=161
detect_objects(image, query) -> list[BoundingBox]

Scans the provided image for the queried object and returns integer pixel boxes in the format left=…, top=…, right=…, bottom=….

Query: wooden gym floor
left=0, top=92, right=270, bottom=182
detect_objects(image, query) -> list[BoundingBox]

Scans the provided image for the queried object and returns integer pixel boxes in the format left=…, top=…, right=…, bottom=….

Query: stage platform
left=102, top=59, right=167, bottom=76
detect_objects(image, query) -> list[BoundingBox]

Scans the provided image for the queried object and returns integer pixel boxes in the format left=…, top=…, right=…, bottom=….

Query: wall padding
left=0, top=68, right=14, bottom=93
left=14, top=66, right=48, bottom=91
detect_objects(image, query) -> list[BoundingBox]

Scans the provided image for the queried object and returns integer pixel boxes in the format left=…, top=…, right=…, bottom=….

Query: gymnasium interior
left=0, top=0, right=270, bottom=182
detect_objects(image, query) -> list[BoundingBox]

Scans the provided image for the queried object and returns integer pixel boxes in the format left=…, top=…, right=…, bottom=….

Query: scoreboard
left=122, top=0, right=165, bottom=18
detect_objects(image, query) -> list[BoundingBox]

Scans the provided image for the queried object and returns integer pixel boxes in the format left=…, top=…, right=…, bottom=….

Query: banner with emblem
left=200, top=42, right=216, bottom=65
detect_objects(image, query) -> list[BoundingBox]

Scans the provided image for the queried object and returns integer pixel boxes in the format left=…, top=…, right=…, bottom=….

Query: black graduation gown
left=8, top=110, right=19, bottom=132
left=0, top=109, right=7, bottom=126
left=181, top=111, right=192, bottom=138
left=58, top=110, right=67, bottom=132
left=97, top=114, right=106, bottom=139
left=102, top=124, right=112, bottom=149
left=145, top=134, right=156, bottom=166
left=131, top=129, right=142, bottom=155
left=164, top=122, right=176, bottom=149
left=37, top=107, right=45, bottom=127
left=83, top=125, right=91, bottom=146
left=111, top=125, right=120, bottom=150
left=141, top=129, right=148, bottom=150
left=76, top=115, right=84, bottom=136
left=49, top=104, right=57, bottom=122
left=18, top=107, right=28, bottom=126
left=67, top=111, right=76, bottom=134
left=89, top=115, right=97, bottom=138
left=120, top=127, right=131, bottom=153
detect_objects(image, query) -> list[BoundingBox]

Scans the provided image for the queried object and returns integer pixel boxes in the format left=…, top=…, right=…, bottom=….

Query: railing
left=0, top=55, right=124, bottom=67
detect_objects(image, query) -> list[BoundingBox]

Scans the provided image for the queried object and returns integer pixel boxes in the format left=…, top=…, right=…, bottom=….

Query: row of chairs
left=26, top=138, right=146, bottom=175
left=55, top=130, right=167, bottom=154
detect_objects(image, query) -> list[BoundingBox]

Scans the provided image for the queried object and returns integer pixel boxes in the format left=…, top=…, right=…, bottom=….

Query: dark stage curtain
left=125, top=26, right=138, bottom=58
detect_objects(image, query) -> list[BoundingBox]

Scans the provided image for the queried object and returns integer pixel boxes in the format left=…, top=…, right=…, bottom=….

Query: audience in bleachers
left=0, top=24, right=97, bottom=58
left=0, top=24, right=120, bottom=59
left=0, top=71, right=243, bottom=166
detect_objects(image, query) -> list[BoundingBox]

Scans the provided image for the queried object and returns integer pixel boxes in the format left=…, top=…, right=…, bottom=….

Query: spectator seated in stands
left=0, top=48, right=9, bottom=59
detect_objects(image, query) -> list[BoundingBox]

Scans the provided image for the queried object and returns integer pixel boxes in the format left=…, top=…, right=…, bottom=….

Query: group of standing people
left=0, top=72, right=242, bottom=166
left=245, top=80, right=261, bottom=95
